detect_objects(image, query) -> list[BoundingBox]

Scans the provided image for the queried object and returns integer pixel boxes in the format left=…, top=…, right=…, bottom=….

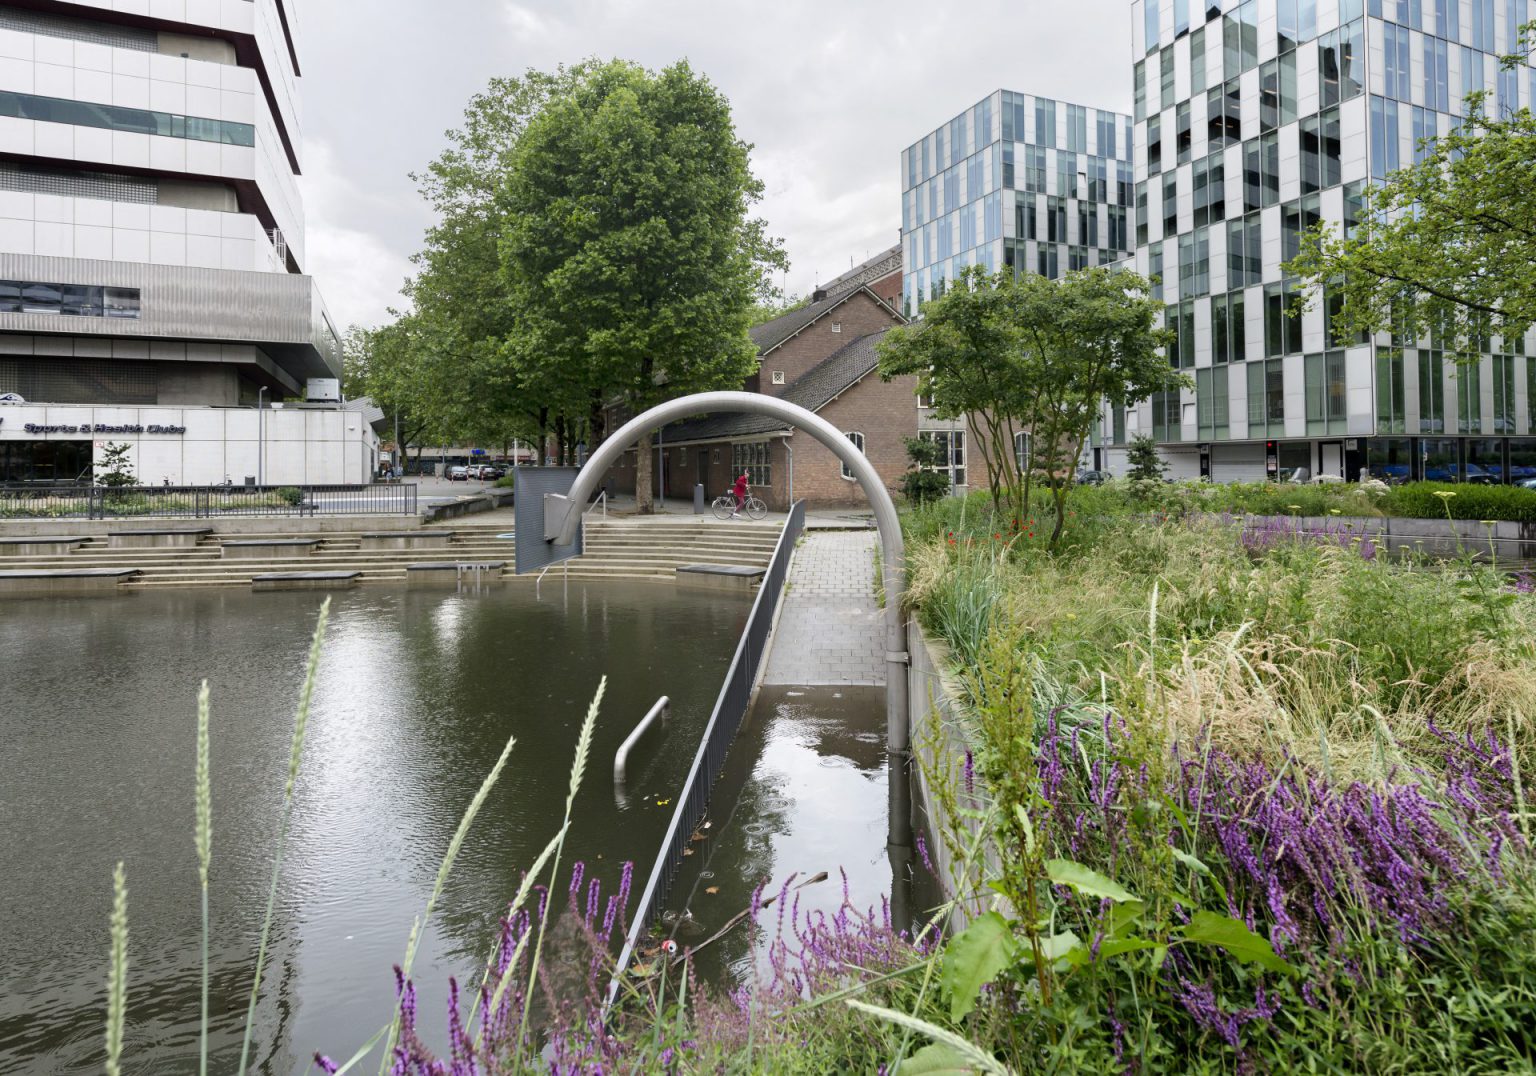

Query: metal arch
left=545, top=390, right=911, bottom=752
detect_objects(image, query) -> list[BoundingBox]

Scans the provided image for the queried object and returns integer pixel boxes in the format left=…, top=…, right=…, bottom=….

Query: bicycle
left=711, top=492, right=767, bottom=520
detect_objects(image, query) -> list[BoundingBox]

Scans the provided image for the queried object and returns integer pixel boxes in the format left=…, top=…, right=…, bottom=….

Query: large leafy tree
left=404, top=65, right=595, bottom=460
left=497, top=59, right=785, bottom=511
left=878, top=266, right=1176, bottom=543
left=1289, top=32, right=1536, bottom=351
left=1012, top=268, right=1175, bottom=544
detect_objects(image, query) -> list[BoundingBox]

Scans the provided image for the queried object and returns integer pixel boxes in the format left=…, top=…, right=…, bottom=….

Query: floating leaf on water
left=705, top=886, right=719, bottom=895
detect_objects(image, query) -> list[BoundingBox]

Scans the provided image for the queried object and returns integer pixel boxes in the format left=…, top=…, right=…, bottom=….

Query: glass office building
left=1113, top=0, right=1536, bottom=483
left=900, top=91, right=1136, bottom=318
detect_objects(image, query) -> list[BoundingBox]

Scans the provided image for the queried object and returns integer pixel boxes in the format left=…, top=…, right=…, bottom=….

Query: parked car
left=1519, top=477, right=1536, bottom=491
left=1076, top=469, right=1110, bottom=485
left=447, top=465, right=470, bottom=481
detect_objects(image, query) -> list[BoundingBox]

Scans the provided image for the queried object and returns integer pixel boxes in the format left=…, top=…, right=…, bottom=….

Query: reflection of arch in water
left=544, top=390, right=911, bottom=752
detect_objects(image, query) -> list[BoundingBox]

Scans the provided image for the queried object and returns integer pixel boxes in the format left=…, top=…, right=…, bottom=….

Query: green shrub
left=1384, top=482, right=1536, bottom=522
left=276, top=486, right=304, bottom=507
left=495, top=473, right=515, bottom=489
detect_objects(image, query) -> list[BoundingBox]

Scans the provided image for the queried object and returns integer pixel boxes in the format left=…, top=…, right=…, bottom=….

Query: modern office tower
left=0, top=1, right=372, bottom=486
left=1114, top=0, right=1536, bottom=484
left=900, top=91, right=1136, bottom=490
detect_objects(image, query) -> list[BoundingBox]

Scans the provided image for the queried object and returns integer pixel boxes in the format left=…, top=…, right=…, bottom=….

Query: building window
left=732, top=441, right=771, bottom=488
left=1151, top=389, right=1183, bottom=442
left=919, top=430, right=966, bottom=489
left=0, top=280, right=140, bottom=319
left=0, top=90, right=254, bottom=147
left=831, top=322, right=842, bottom=333
left=1305, top=351, right=1348, bottom=435
left=1419, top=351, right=1446, bottom=434
left=1211, top=290, right=1246, bottom=363
left=1377, top=348, right=1407, bottom=434
left=841, top=431, right=864, bottom=480
left=1494, top=354, right=1516, bottom=433
left=1456, top=359, right=1483, bottom=434
left=1014, top=431, right=1031, bottom=473
left=1197, top=366, right=1231, bottom=439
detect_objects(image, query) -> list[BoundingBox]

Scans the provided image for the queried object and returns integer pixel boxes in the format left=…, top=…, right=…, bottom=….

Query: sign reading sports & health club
left=22, top=423, right=187, bottom=435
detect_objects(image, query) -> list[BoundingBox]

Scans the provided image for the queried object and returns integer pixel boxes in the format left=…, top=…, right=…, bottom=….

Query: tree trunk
left=588, top=390, right=606, bottom=453
left=537, top=407, right=549, bottom=466
left=635, top=429, right=654, bottom=513
left=554, top=415, right=568, bottom=467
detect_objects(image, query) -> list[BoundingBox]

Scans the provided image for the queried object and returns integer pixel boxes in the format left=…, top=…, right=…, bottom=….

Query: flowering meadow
left=903, top=486, right=1536, bottom=1072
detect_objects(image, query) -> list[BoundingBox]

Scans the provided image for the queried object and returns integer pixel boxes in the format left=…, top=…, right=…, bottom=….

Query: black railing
left=0, top=483, right=418, bottom=519
left=606, top=499, right=807, bottom=1006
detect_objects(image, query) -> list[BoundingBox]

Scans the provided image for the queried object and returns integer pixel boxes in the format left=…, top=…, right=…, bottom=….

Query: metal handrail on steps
left=585, top=490, right=608, bottom=520
left=614, top=696, right=669, bottom=786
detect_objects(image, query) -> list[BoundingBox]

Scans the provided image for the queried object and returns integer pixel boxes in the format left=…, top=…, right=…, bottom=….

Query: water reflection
left=673, top=686, right=933, bottom=987
left=0, top=582, right=747, bottom=1074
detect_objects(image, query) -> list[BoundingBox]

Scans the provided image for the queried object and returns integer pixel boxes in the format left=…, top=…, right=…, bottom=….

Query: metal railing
left=614, top=696, right=670, bottom=787
left=585, top=490, right=608, bottom=520
left=605, top=499, right=807, bottom=1006
left=0, top=483, right=418, bottom=519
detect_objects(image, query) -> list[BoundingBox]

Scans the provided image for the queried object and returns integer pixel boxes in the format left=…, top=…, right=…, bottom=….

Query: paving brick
left=762, top=531, right=884, bottom=687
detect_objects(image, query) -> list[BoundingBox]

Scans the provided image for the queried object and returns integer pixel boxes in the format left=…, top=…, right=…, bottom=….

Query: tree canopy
left=878, top=266, right=1176, bottom=542
left=1289, top=30, right=1536, bottom=353
left=496, top=59, right=784, bottom=509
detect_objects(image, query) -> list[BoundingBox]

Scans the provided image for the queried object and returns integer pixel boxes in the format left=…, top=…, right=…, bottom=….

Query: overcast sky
left=296, top=0, right=1133, bottom=331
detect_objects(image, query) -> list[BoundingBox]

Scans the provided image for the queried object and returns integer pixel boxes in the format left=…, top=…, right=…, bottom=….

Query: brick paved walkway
left=761, top=530, right=885, bottom=686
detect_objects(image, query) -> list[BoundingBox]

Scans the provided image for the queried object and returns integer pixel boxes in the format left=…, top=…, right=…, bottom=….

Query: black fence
left=0, top=483, right=418, bottom=519
left=605, top=499, right=807, bottom=1006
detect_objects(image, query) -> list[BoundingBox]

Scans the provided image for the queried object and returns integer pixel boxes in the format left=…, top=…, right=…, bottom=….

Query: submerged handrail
left=614, top=696, right=669, bottom=785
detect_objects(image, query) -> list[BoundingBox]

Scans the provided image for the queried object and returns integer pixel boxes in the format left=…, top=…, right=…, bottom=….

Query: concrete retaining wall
left=1231, top=513, right=1536, bottom=561
left=0, top=515, right=430, bottom=537
left=909, top=624, right=1001, bottom=928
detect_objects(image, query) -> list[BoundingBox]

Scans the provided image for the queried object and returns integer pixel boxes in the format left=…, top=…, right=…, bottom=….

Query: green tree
left=405, top=65, right=596, bottom=461
left=95, top=442, right=136, bottom=488
left=900, top=436, right=952, bottom=506
left=879, top=266, right=1176, bottom=542
left=877, top=267, right=1032, bottom=515
left=1125, top=433, right=1168, bottom=483
left=1288, top=31, right=1536, bottom=351
left=1014, top=268, right=1176, bottom=545
left=497, top=59, right=785, bottom=511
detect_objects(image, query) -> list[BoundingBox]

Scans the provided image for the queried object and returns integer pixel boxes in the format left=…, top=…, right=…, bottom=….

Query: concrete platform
left=0, top=567, right=139, bottom=595
left=405, top=561, right=506, bottom=587
left=108, top=528, right=213, bottom=550
left=359, top=531, right=455, bottom=551
left=251, top=571, right=361, bottom=592
left=0, top=536, right=88, bottom=556
left=222, top=539, right=320, bottom=560
left=675, top=563, right=766, bottom=591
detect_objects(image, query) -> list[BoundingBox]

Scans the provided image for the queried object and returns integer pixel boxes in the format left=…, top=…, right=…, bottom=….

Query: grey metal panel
left=513, top=468, right=583, bottom=575
left=0, top=255, right=338, bottom=380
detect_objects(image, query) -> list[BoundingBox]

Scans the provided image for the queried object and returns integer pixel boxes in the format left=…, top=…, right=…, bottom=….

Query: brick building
left=606, top=246, right=922, bottom=511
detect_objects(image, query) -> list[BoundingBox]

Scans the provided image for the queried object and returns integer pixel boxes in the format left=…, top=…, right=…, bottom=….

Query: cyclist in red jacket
left=730, top=472, right=749, bottom=518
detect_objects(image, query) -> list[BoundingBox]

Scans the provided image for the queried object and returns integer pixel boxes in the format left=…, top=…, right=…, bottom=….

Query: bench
left=405, top=561, right=506, bottom=587
left=0, top=536, right=89, bottom=556
left=675, top=564, right=766, bottom=591
left=107, top=528, right=213, bottom=550
left=251, top=571, right=361, bottom=592
left=0, top=567, right=139, bottom=595
left=359, top=530, right=454, bottom=552
left=221, top=538, right=321, bottom=560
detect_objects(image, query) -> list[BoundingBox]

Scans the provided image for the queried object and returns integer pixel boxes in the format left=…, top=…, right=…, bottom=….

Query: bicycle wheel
left=711, top=495, right=735, bottom=520
left=745, top=496, right=767, bottom=521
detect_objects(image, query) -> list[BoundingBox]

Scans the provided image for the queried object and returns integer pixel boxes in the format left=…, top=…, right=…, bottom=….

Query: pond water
left=0, top=581, right=750, bottom=1074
